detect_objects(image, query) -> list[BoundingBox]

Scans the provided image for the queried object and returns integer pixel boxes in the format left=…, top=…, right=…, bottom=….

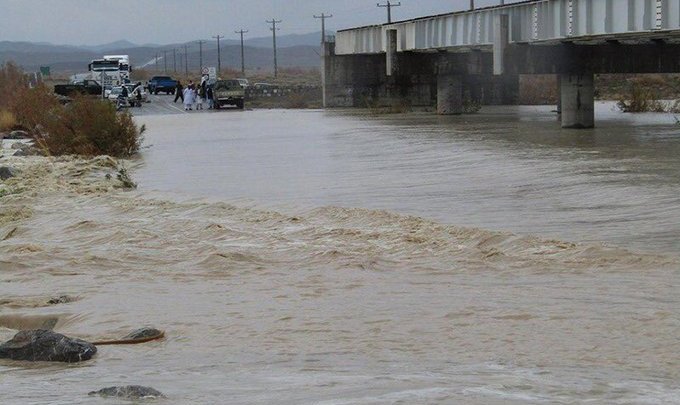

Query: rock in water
left=11, top=143, right=41, bottom=157
left=0, top=166, right=16, bottom=180
left=88, top=386, right=165, bottom=399
left=8, top=130, right=29, bottom=139
left=124, top=327, right=163, bottom=341
left=0, top=329, right=97, bottom=362
left=47, top=295, right=76, bottom=305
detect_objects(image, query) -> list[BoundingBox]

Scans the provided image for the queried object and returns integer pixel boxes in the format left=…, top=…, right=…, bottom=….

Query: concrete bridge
left=322, top=0, right=680, bottom=128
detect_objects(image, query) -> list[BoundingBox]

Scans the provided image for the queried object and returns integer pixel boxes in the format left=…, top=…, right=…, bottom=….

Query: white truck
left=103, top=55, right=132, bottom=83
left=88, top=58, right=122, bottom=90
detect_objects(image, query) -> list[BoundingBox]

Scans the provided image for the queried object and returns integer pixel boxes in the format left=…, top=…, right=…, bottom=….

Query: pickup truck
left=213, top=79, right=245, bottom=109
left=147, top=76, right=178, bottom=95
left=54, top=80, right=102, bottom=97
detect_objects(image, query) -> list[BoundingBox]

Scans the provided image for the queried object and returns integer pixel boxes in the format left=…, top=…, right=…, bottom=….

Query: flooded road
left=1, top=99, right=679, bottom=404
left=137, top=100, right=680, bottom=254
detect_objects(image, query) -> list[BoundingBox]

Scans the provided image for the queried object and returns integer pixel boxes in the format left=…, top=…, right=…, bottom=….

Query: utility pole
left=173, top=48, right=177, bottom=73
left=235, top=29, right=249, bottom=75
left=155, top=53, right=159, bottom=71
left=184, top=44, right=189, bottom=77
left=196, top=40, right=206, bottom=73
left=266, top=19, right=282, bottom=77
left=163, top=50, right=167, bottom=73
left=470, top=0, right=475, bottom=10
left=313, top=13, right=333, bottom=44
left=212, top=35, right=224, bottom=74
left=377, top=1, right=400, bottom=23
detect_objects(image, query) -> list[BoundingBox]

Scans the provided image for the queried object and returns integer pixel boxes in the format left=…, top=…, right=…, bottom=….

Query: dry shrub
left=1, top=62, right=144, bottom=157
left=132, top=68, right=151, bottom=82
left=0, top=62, right=28, bottom=110
left=0, top=110, right=16, bottom=131
left=617, top=83, right=665, bottom=113
left=36, top=95, right=145, bottom=157
left=10, top=85, right=62, bottom=130
left=286, top=93, right=309, bottom=109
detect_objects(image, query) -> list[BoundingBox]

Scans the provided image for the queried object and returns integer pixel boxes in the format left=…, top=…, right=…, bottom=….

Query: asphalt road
left=131, top=94, right=189, bottom=116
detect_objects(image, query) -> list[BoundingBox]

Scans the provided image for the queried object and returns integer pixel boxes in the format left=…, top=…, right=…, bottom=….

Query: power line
left=266, top=19, right=282, bottom=78
left=184, top=44, right=189, bottom=77
left=196, top=40, right=206, bottom=73
left=313, top=13, right=333, bottom=44
left=212, top=35, right=224, bottom=73
left=235, top=29, right=249, bottom=76
left=377, top=1, right=401, bottom=23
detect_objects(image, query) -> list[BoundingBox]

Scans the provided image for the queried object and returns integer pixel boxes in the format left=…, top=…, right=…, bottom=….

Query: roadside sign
left=100, top=72, right=114, bottom=89
left=207, top=67, right=217, bottom=80
left=202, top=67, right=209, bottom=75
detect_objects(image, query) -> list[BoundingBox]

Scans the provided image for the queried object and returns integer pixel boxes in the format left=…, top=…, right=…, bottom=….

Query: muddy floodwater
left=1, top=102, right=680, bottom=404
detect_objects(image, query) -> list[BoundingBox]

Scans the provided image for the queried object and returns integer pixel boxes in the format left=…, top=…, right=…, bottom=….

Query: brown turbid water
left=1, top=100, right=679, bottom=404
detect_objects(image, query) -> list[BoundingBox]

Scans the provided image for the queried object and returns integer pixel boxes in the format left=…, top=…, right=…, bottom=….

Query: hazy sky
left=0, top=0, right=522, bottom=45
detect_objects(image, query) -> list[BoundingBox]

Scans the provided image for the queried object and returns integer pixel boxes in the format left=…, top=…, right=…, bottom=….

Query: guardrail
left=336, top=0, right=680, bottom=55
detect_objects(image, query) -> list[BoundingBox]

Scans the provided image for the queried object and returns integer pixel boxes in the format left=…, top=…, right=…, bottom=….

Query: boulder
left=11, top=143, right=41, bottom=157
left=8, top=130, right=30, bottom=140
left=0, top=166, right=16, bottom=180
left=0, top=329, right=97, bottom=362
left=124, top=327, right=163, bottom=341
left=88, top=386, right=165, bottom=399
left=47, top=295, right=76, bottom=305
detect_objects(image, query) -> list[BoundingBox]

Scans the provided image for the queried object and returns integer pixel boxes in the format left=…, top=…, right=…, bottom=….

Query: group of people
left=173, top=75, right=214, bottom=111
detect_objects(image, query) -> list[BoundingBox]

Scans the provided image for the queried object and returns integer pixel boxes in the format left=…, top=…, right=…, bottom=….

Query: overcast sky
left=0, top=0, right=523, bottom=45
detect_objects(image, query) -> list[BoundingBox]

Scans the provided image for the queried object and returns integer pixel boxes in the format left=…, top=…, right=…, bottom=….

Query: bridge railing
left=336, top=0, right=680, bottom=55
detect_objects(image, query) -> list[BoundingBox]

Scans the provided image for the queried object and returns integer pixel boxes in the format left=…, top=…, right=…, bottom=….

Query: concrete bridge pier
left=560, top=73, right=594, bottom=129
left=437, top=74, right=463, bottom=114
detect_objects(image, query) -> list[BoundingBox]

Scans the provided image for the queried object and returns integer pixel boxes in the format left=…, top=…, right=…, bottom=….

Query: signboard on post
left=203, top=67, right=217, bottom=81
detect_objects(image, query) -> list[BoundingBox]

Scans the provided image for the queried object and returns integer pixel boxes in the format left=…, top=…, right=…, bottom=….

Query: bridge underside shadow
left=323, top=41, right=680, bottom=129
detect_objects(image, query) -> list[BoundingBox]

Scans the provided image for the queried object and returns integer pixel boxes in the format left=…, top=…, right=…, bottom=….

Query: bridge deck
left=336, top=0, right=680, bottom=55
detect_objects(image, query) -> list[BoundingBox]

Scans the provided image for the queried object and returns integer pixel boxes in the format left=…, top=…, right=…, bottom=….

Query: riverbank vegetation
left=0, top=62, right=144, bottom=157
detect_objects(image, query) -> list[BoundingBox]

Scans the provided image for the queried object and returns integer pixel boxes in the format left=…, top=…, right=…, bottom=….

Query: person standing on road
left=174, top=81, right=184, bottom=103
left=183, top=84, right=194, bottom=111
left=196, top=85, right=204, bottom=110
left=206, top=86, right=214, bottom=109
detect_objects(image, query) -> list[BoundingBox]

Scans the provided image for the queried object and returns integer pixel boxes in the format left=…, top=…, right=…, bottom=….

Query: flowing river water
left=1, top=101, right=679, bottom=404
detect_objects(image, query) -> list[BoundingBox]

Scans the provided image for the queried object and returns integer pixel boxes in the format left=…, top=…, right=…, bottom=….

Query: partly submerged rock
left=47, top=295, right=76, bottom=305
left=8, top=130, right=30, bottom=140
left=0, top=329, right=96, bottom=362
left=11, top=143, right=41, bottom=157
left=124, top=327, right=164, bottom=341
left=88, top=385, right=165, bottom=399
left=0, top=166, right=16, bottom=180
left=93, top=327, right=165, bottom=345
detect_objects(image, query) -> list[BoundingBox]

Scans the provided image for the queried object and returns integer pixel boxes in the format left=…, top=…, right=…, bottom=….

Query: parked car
left=106, top=86, right=142, bottom=108
left=213, top=79, right=245, bottom=109
left=147, top=76, right=178, bottom=95
left=54, top=80, right=102, bottom=97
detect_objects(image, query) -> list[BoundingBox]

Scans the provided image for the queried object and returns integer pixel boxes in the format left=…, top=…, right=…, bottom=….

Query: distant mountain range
left=0, top=32, right=328, bottom=73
